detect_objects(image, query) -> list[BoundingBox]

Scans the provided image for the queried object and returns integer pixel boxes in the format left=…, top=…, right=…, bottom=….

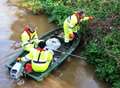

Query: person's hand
left=16, top=57, right=21, bottom=62
left=89, top=16, right=94, bottom=20
left=69, top=33, right=75, bottom=40
left=88, top=16, right=94, bottom=23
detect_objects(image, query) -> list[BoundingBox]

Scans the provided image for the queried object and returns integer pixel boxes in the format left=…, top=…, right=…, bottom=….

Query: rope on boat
left=54, top=49, right=87, bottom=60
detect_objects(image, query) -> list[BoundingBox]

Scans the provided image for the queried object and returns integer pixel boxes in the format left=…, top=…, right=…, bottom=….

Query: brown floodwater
left=0, top=0, right=109, bottom=88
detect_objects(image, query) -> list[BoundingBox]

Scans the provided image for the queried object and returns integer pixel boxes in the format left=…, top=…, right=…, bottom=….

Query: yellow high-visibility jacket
left=21, top=30, right=39, bottom=51
left=63, top=14, right=90, bottom=43
left=21, top=48, right=54, bottom=72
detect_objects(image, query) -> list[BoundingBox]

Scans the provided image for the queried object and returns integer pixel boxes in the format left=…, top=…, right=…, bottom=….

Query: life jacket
left=31, top=48, right=53, bottom=72
left=24, top=27, right=36, bottom=41
left=32, top=48, right=46, bottom=64
left=64, top=15, right=76, bottom=29
left=21, top=26, right=38, bottom=51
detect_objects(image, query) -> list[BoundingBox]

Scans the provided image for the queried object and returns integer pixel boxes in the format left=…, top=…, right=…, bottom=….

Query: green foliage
left=21, top=0, right=120, bottom=87
left=112, top=80, right=120, bottom=88
left=22, top=0, right=75, bottom=26
left=82, top=28, right=120, bottom=88
left=96, top=58, right=117, bottom=83
left=76, top=0, right=120, bottom=20
left=48, top=4, right=74, bottom=26
left=103, top=30, right=120, bottom=59
left=22, top=0, right=43, bottom=14
left=32, top=0, right=42, bottom=14
left=41, top=0, right=55, bottom=15
left=22, top=0, right=120, bottom=26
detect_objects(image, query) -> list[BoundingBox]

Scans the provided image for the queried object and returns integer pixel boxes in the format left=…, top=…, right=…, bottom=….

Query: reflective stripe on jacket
left=21, top=30, right=38, bottom=44
left=21, top=30, right=39, bottom=51
left=63, top=14, right=90, bottom=43
left=23, top=48, right=54, bottom=72
left=63, top=14, right=78, bottom=43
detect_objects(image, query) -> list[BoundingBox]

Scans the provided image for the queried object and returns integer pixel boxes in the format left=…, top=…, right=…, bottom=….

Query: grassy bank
left=20, top=0, right=120, bottom=88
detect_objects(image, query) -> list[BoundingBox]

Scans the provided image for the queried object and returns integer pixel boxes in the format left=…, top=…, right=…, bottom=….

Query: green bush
left=49, top=4, right=74, bottom=26
left=22, top=0, right=120, bottom=24
left=21, top=0, right=120, bottom=87
left=82, top=29, right=120, bottom=88
left=112, top=80, right=120, bottom=88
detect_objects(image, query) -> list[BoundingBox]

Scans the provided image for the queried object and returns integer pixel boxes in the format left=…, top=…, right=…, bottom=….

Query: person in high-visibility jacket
left=17, top=41, right=54, bottom=72
left=63, top=11, right=93, bottom=43
left=21, top=24, right=39, bottom=51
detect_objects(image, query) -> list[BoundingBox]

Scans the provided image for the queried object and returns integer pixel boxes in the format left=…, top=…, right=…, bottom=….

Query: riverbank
left=6, top=0, right=120, bottom=88
left=8, top=0, right=21, bottom=6
left=18, top=1, right=120, bottom=88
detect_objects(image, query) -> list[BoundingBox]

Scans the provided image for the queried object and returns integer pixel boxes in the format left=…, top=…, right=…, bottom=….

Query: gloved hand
left=89, top=16, right=94, bottom=20
left=16, top=57, right=21, bottom=62
left=69, top=33, right=75, bottom=40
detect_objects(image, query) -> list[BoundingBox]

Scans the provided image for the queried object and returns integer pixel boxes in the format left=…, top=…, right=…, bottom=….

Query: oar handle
left=54, top=49, right=87, bottom=60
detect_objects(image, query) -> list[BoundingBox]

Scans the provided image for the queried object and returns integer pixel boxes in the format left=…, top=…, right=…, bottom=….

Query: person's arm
left=16, top=48, right=34, bottom=62
left=46, top=50, right=54, bottom=62
left=21, top=32, right=31, bottom=46
left=16, top=56, right=30, bottom=62
left=21, top=32, right=29, bottom=42
left=32, top=31, right=40, bottom=44
left=80, top=16, right=93, bottom=22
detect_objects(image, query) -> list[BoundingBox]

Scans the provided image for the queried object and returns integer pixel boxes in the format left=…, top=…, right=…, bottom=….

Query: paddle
left=10, top=42, right=86, bottom=60
left=53, top=49, right=87, bottom=60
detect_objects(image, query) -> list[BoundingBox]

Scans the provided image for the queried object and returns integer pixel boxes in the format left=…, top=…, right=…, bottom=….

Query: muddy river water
left=0, top=0, right=109, bottom=88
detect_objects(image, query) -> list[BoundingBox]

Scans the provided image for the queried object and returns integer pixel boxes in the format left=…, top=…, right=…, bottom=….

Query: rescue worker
left=63, top=11, right=93, bottom=43
left=17, top=41, right=54, bottom=72
left=21, top=24, right=39, bottom=51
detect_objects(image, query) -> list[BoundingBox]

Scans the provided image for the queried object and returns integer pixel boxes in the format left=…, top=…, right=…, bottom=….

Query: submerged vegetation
left=21, top=0, right=120, bottom=88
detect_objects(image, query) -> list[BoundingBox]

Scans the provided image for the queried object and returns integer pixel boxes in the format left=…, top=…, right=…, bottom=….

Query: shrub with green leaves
left=22, top=0, right=120, bottom=26
left=21, top=0, right=120, bottom=87
left=49, top=4, right=74, bottom=26
left=82, top=29, right=120, bottom=88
